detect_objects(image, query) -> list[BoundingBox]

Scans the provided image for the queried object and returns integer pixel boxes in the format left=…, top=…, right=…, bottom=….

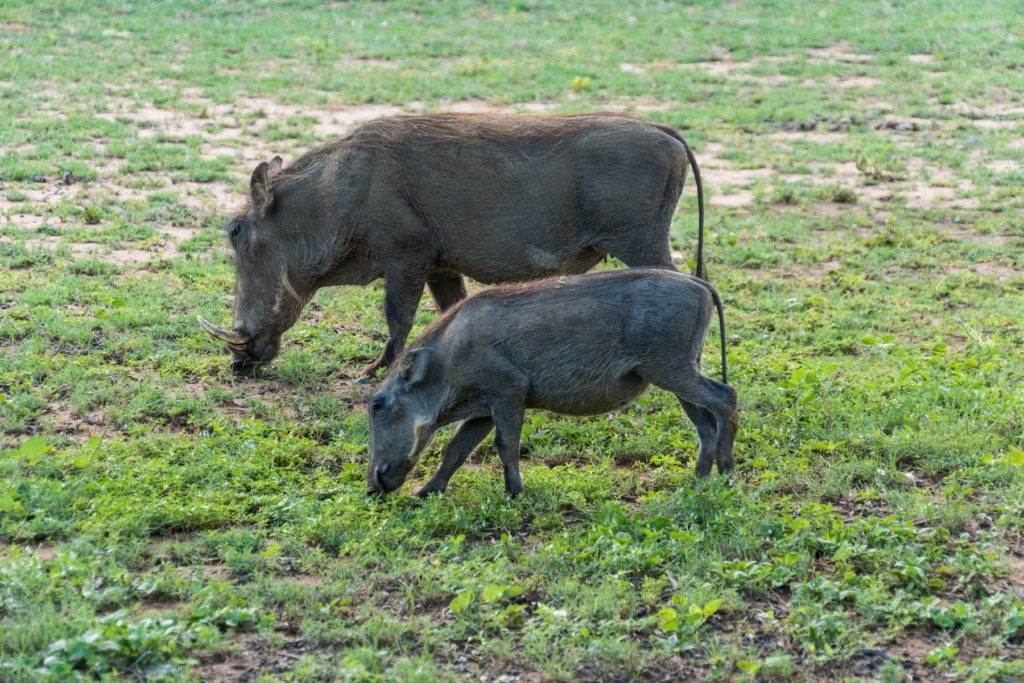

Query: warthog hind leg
left=676, top=398, right=719, bottom=477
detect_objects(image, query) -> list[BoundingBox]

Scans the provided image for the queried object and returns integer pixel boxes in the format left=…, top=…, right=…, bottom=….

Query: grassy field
left=2, top=0, right=1023, bottom=680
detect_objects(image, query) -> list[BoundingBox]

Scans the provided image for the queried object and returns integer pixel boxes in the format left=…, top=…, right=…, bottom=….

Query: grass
left=2, top=0, right=1023, bottom=680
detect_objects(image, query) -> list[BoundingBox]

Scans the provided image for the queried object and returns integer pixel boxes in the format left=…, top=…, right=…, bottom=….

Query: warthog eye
left=228, top=222, right=242, bottom=239
left=370, top=396, right=386, bottom=414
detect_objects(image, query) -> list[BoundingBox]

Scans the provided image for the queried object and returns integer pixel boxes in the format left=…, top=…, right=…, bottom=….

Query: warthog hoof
left=416, top=484, right=446, bottom=498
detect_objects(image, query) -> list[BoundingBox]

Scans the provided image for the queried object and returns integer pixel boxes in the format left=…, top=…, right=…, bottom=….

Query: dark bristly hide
left=366, top=268, right=737, bottom=497
left=203, top=113, right=706, bottom=376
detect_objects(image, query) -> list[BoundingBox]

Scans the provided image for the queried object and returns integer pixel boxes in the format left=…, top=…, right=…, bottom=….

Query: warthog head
left=198, top=158, right=317, bottom=374
left=366, top=348, right=440, bottom=493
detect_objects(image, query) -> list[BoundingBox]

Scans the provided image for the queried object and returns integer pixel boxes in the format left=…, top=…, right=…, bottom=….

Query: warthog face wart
left=366, top=348, right=438, bottom=493
left=199, top=157, right=315, bottom=374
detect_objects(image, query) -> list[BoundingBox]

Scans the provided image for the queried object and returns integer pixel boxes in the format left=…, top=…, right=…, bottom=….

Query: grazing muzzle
left=227, top=333, right=281, bottom=375
left=367, top=460, right=413, bottom=494
left=197, top=316, right=281, bottom=375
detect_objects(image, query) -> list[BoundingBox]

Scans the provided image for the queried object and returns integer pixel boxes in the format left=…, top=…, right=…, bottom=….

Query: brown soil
left=3, top=87, right=1017, bottom=263
left=791, top=258, right=843, bottom=280
left=193, top=634, right=311, bottom=682
left=943, top=263, right=1021, bottom=281
left=806, top=43, right=873, bottom=63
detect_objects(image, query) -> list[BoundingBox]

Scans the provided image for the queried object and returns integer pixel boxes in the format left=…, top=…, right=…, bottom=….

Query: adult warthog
left=198, top=113, right=705, bottom=376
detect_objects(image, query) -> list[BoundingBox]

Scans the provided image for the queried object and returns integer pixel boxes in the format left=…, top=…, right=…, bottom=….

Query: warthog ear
left=269, top=156, right=283, bottom=173
left=250, top=161, right=274, bottom=216
left=401, top=347, right=433, bottom=387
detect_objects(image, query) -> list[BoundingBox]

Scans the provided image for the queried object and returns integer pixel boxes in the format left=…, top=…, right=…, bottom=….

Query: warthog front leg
left=418, top=416, right=494, bottom=497
left=427, top=274, right=467, bottom=312
left=491, top=400, right=526, bottom=497
left=360, top=268, right=426, bottom=378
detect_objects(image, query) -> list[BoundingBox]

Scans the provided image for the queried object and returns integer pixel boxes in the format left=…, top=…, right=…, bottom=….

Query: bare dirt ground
left=5, top=90, right=1020, bottom=269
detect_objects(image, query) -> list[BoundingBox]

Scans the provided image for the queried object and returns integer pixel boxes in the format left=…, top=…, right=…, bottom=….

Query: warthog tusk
left=197, top=315, right=249, bottom=346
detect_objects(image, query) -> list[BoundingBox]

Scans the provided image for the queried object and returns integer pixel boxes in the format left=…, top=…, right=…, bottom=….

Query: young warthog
left=366, top=269, right=737, bottom=497
left=197, top=113, right=704, bottom=376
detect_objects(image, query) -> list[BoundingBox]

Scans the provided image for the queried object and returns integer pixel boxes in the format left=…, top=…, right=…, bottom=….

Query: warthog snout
left=229, top=349, right=258, bottom=375
left=197, top=315, right=249, bottom=346
left=369, top=462, right=389, bottom=492
left=197, top=315, right=280, bottom=375
left=367, top=460, right=411, bottom=495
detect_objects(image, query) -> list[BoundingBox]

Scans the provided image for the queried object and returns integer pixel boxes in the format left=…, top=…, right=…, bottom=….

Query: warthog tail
left=688, top=276, right=728, bottom=385
left=655, top=125, right=706, bottom=281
